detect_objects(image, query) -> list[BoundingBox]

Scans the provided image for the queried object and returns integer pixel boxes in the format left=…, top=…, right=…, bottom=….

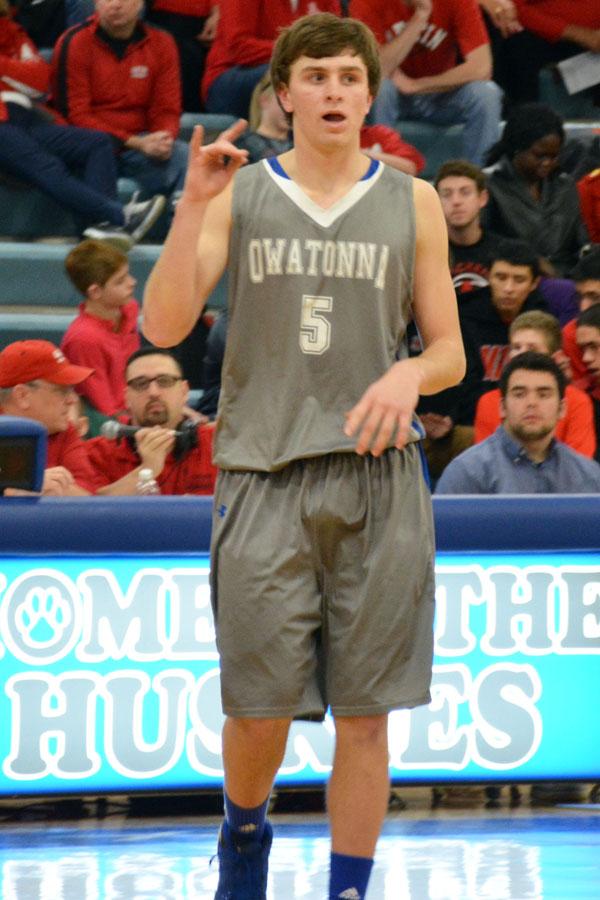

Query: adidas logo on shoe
left=338, top=889, right=361, bottom=899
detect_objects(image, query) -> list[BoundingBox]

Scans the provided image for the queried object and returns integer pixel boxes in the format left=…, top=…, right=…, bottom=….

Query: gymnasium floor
left=0, top=788, right=598, bottom=899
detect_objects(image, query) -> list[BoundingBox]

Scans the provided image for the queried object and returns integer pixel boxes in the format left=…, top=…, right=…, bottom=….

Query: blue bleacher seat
left=538, top=68, right=598, bottom=121
left=396, top=121, right=464, bottom=180
left=0, top=311, right=75, bottom=349
left=178, top=113, right=237, bottom=143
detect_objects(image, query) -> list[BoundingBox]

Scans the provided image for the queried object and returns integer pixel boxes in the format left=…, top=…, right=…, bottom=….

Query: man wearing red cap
left=0, top=340, right=99, bottom=495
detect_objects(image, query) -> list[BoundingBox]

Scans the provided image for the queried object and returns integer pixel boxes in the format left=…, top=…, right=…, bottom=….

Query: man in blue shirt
left=435, top=351, right=600, bottom=494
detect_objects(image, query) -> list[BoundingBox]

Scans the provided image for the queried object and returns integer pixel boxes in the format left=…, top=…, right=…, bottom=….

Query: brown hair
left=435, top=159, right=487, bottom=192
left=65, top=239, right=128, bottom=294
left=509, top=311, right=562, bottom=355
left=270, top=13, right=381, bottom=98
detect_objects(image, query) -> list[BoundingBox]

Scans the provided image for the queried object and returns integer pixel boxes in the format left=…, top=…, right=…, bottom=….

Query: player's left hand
left=344, top=359, right=423, bottom=456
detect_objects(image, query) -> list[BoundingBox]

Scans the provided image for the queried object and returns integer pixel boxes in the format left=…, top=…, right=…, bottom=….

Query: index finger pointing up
left=189, top=124, right=205, bottom=157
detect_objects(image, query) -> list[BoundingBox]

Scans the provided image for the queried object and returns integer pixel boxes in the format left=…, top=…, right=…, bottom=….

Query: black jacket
left=484, top=157, right=589, bottom=276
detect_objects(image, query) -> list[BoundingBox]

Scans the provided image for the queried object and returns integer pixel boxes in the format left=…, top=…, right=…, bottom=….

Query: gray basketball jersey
left=213, top=158, right=417, bottom=471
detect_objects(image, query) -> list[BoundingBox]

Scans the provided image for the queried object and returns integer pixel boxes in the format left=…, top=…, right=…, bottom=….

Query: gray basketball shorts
left=210, top=443, right=435, bottom=718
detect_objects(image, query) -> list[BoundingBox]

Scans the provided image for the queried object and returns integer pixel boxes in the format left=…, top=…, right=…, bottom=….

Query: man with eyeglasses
left=86, top=347, right=217, bottom=495
left=0, top=340, right=99, bottom=495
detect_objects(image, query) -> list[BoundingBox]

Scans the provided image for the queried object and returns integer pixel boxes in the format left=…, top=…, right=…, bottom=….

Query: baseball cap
left=0, top=341, right=93, bottom=388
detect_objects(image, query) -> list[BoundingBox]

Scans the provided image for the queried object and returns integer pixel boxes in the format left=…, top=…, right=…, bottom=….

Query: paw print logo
left=2, top=572, right=79, bottom=663
left=15, top=587, right=73, bottom=649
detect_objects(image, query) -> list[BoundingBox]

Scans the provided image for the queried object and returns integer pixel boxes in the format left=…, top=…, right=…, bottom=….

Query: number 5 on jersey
left=300, top=295, right=333, bottom=355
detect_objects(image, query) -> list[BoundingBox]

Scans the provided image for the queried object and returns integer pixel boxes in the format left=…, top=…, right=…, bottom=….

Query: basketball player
left=143, top=14, right=465, bottom=900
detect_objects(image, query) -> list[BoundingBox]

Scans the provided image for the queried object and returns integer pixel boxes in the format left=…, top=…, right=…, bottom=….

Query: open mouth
left=323, top=113, right=346, bottom=123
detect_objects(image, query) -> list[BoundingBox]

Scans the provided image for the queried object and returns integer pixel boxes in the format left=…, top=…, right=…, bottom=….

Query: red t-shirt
left=351, top=0, right=489, bottom=78
left=47, top=423, right=102, bottom=492
left=514, top=1, right=600, bottom=44
left=202, top=0, right=340, bottom=100
left=86, top=422, right=218, bottom=494
left=360, top=124, right=425, bottom=174
left=61, top=300, right=140, bottom=416
left=474, top=383, right=596, bottom=458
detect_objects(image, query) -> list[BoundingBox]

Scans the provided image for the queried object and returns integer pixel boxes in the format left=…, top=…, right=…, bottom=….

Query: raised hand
left=181, top=120, right=249, bottom=204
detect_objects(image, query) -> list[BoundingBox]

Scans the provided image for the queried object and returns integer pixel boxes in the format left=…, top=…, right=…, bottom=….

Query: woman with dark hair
left=483, top=103, right=589, bottom=276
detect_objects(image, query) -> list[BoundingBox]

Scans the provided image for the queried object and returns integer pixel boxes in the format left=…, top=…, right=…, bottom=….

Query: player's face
left=509, top=329, right=550, bottom=359
left=436, top=176, right=487, bottom=229
left=501, top=369, right=563, bottom=443
left=125, top=355, right=188, bottom=429
left=489, top=261, right=539, bottom=321
left=19, top=380, right=79, bottom=435
left=278, top=53, right=372, bottom=147
left=576, top=325, right=600, bottom=386
left=95, top=264, right=136, bottom=310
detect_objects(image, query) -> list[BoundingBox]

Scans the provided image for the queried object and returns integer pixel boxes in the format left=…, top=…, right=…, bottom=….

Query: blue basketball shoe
left=214, top=820, right=273, bottom=899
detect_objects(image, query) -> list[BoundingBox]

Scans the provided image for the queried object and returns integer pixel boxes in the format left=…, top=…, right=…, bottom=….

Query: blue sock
left=224, top=792, right=269, bottom=842
left=329, top=852, right=374, bottom=899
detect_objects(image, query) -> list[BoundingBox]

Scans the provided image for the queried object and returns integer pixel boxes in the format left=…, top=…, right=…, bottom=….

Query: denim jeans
left=370, top=79, right=503, bottom=167
left=119, top=138, right=189, bottom=200
left=205, top=64, right=269, bottom=119
left=0, top=105, right=123, bottom=226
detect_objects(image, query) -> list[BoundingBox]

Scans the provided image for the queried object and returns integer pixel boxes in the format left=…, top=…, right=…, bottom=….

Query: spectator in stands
left=0, top=339, right=99, bottom=494
left=61, top=239, right=141, bottom=435
left=201, top=0, right=340, bottom=119
left=484, top=103, right=589, bottom=276
left=0, top=0, right=164, bottom=248
left=435, top=157, right=579, bottom=324
left=474, top=310, right=596, bottom=458
left=459, top=240, right=549, bottom=421
left=435, top=159, right=502, bottom=297
left=236, top=72, right=292, bottom=164
left=576, top=304, right=600, bottom=456
left=52, top=0, right=188, bottom=212
left=436, top=351, right=600, bottom=493
left=491, top=1, right=600, bottom=106
left=561, top=247, right=600, bottom=392
left=417, top=239, right=548, bottom=481
left=351, top=0, right=502, bottom=166
left=86, top=347, right=217, bottom=494
left=145, top=1, right=219, bottom=113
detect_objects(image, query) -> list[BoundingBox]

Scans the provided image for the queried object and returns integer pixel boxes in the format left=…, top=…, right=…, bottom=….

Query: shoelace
left=210, top=833, right=266, bottom=892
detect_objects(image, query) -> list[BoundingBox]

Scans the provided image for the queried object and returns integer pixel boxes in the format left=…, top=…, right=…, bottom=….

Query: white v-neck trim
left=261, top=158, right=384, bottom=228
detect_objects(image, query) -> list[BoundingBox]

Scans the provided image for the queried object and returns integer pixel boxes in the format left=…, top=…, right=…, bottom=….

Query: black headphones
left=172, top=419, right=198, bottom=460
left=126, top=419, right=198, bottom=461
